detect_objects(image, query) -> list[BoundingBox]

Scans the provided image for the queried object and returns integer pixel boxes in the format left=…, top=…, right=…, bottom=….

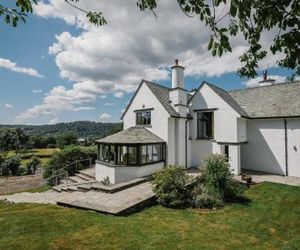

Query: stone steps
left=68, top=176, right=85, bottom=183
left=78, top=168, right=95, bottom=179
left=75, top=173, right=94, bottom=182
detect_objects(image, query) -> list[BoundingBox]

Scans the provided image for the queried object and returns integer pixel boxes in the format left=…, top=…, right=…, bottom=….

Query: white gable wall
left=123, top=82, right=170, bottom=141
left=188, top=84, right=244, bottom=171
left=122, top=82, right=177, bottom=167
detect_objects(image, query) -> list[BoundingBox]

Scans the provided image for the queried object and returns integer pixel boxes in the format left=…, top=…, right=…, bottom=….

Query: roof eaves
left=120, top=80, right=145, bottom=120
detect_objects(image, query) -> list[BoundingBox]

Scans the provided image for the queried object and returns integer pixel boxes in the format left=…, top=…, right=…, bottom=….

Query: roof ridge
left=229, top=80, right=300, bottom=93
left=204, top=81, right=228, bottom=93
left=143, top=79, right=171, bottom=90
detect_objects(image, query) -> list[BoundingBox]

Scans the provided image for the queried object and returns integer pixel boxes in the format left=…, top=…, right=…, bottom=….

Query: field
left=7, top=148, right=59, bottom=166
left=0, top=182, right=299, bottom=249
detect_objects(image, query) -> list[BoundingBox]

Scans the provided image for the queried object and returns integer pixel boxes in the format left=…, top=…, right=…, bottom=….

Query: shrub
left=47, top=143, right=56, bottom=149
left=19, top=166, right=27, bottom=176
left=0, top=155, right=21, bottom=176
left=192, top=183, right=223, bottom=208
left=56, top=133, right=77, bottom=149
left=200, top=154, right=233, bottom=197
left=43, top=145, right=97, bottom=179
left=224, top=180, right=247, bottom=201
left=152, top=166, right=191, bottom=208
left=26, top=155, right=41, bottom=175
left=192, top=154, right=246, bottom=207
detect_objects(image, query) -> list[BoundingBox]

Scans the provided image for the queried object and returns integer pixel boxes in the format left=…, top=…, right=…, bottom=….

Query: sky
left=0, top=0, right=296, bottom=125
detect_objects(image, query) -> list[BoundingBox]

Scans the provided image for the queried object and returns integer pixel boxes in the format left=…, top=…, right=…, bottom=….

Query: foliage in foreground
left=152, top=154, right=246, bottom=209
left=2, top=1, right=299, bottom=77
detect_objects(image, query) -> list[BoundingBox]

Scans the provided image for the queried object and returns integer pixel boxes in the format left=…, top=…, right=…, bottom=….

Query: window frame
left=97, top=143, right=166, bottom=166
left=136, top=111, right=151, bottom=126
left=197, top=111, right=214, bottom=139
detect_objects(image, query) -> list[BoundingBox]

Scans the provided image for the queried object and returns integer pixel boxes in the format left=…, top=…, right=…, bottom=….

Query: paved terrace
left=0, top=181, right=155, bottom=215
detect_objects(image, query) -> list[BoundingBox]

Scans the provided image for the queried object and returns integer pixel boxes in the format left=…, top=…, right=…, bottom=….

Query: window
left=118, top=146, right=128, bottom=165
left=197, top=112, right=214, bottom=139
left=98, top=143, right=166, bottom=166
left=224, top=145, right=229, bottom=162
left=136, top=111, right=151, bottom=125
left=128, top=147, right=137, bottom=164
left=140, top=146, right=147, bottom=164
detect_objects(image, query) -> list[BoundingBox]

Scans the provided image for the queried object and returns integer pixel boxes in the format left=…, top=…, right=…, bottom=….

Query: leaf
left=208, top=37, right=214, bottom=50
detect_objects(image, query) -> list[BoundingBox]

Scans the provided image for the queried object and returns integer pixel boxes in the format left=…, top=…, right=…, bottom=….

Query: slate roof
left=228, top=81, right=300, bottom=118
left=143, top=80, right=181, bottom=117
left=95, top=126, right=165, bottom=144
left=205, top=83, right=249, bottom=117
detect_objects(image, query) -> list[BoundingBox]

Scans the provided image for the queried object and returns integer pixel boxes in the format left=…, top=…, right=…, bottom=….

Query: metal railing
left=45, top=158, right=93, bottom=186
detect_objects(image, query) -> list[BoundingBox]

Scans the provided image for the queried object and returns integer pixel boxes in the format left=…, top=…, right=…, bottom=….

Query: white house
left=95, top=60, right=300, bottom=184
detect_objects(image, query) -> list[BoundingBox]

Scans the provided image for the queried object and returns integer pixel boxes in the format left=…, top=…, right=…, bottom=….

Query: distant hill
left=0, top=121, right=123, bottom=140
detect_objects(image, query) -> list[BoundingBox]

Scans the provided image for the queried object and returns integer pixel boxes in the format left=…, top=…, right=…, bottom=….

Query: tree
left=1, top=1, right=299, bottom=78
left=26, top=155, right=41, bottom=174
left=56, top=133, right=78, bottom=149
left=14, top=128, right=29, bottom=152
left=0, top=155, right=21, bottom=176
left=0, top=128, right=28, bottom=153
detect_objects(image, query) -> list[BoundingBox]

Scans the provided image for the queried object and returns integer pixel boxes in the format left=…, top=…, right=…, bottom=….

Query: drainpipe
left=185, top=119, right=188, bottom=169
left=284, top=118, right=288, bottom=176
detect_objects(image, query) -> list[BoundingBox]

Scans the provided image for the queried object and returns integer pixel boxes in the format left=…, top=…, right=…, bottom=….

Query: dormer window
left=136, top=110, right=151, bottom=125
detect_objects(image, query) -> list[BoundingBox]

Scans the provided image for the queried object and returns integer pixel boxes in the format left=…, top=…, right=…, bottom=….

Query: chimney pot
left=263, top=70, right=268, bottom=81
left=171, top=59, right=185, bottom=89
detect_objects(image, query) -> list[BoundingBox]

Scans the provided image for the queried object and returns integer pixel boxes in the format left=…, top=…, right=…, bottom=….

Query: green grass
left=5, top=185, right=50, bottom=195
left=7, top=148, right=59, bottom=167
left=0, top=182, right=299, bottom=249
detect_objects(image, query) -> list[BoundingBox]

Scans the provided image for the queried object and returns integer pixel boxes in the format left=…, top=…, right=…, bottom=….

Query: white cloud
left=105, top=102, right=114, bottom=106
left=73, top=106, right=95, bottom=111
left=5, top=103, right=14, bottom=109
left=121, top=108, right=125, bottom=114
left=20, top=0, right=285, bottom=122
left=243, top=75, right=288, bottom=88
left=48, top=117, right=59, bottom=124
left=114, top=92, right=124, bottom=98
left=32, top=89, right=43, bottom=94
left=99, top=113, right=112, bottom=119
left=0, top=58, right=44, bottom=78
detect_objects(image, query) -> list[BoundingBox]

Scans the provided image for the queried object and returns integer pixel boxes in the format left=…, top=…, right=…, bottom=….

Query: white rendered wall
left=167, top=117, right=176, bottom=166
left=287, top=118, right=300, bottom=177
left=123, top=82, right=170, bottom=142
left=228, top=145, right=241, bottom=175
left=188, top=84, right=246, bottom=143
left=95, top=161, right=165, bottom=184
left=241, top=119, right=286, bottom=175
left=187, top=83, right=244, bottom=168
left=237, top=118, right=247, bottom=142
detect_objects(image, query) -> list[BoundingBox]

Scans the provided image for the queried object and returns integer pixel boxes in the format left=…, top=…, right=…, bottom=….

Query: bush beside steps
left=152, top=154, right=247, bottom=209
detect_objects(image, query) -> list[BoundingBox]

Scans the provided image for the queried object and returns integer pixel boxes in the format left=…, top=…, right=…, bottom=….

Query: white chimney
left=171, top=59, right=185, bottom=89
left=169, top=59, right=187, bottom=117
left=259, top=70, right=276, bottom=86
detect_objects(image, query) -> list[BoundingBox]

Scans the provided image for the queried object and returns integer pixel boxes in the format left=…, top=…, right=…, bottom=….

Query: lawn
left=0, top=182, right=299, bottom=250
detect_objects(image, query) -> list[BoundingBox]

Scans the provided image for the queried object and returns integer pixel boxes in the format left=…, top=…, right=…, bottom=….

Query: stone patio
left=240, top=169, right=300, bottom=187
left=0, top=181, right=155, bottom=215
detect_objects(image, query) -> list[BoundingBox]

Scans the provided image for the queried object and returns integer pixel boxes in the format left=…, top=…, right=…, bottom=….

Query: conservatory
left=95, top=126, right=166, bottom=184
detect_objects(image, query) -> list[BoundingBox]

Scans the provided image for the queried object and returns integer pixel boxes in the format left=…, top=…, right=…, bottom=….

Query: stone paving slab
left=0, top=182, right=155, bottom=215
left=237, top=170, right=300, bottom=187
